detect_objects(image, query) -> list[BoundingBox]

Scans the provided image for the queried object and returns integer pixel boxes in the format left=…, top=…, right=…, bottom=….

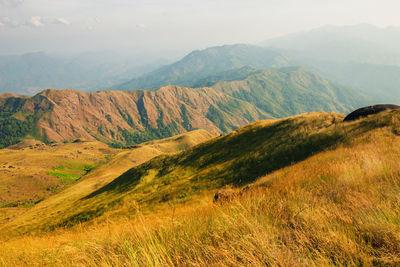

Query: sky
left=1, top=0, right=400, bottom=57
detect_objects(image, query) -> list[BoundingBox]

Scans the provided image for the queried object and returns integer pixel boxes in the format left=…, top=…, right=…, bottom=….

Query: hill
left=0, top=67, right=366, bottom=148
left=211, top=67, right=364, bottom=118
left=0, top=140, right=119, bottom=207
left=116, top=44, right=289, bottom=91
left=1, top=110, right=400, bottom=265
left=0, top=129, right=215, bottom=227
left=0, top=140, right=120, bottom=224
left=3, top=109, right=399, bottom=237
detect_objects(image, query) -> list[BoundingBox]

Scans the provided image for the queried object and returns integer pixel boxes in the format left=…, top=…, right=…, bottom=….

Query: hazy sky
left=1, top=0, right=400, bottom=56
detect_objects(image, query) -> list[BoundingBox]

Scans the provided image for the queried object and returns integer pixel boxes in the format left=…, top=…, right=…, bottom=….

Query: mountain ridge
left=0, top=67, right=367, bottom=148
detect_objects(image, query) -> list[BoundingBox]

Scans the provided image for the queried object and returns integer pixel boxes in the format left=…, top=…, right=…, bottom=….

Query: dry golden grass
left=0, top=129, right=215, bottom=236
left=0, top=141, right=120, bottom=222
left=0, top=115, right=399, bottom=266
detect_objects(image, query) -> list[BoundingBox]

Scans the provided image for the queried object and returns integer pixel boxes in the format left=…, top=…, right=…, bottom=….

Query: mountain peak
left=116, top=44, right=288, bottom=91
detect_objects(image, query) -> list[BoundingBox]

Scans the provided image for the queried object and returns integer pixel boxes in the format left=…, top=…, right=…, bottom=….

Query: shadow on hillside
left=82, top=110, right=398, bottom=201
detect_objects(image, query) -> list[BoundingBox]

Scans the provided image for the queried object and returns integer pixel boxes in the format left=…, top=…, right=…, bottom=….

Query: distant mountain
left=262, top=24, right=400, bottom=102
left=263, top=24, right=400, bottom=66
left=298, top=61, right=400, bottom=101
left=0, top=52, right=167, bottom=95
left=0, top=67, right=366, bottom=148
left=116, top=44, right=289, bottom=91
left=115, top=33, right=400, bottom=103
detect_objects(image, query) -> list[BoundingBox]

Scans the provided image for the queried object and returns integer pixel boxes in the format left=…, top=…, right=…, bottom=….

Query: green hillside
left=0, top=96, right=41, bottom=148
left=211, top=67, right=367, bottom=118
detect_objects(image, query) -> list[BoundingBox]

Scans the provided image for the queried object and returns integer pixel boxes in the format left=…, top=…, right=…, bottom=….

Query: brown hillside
left=4, top=87, right=268, bottom=145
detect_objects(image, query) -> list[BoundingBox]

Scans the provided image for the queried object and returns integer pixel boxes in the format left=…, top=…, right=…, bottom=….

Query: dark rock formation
left=344, top=105, right=400, bottom=122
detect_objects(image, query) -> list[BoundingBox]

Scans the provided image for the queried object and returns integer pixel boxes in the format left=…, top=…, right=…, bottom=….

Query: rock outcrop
left=344, top=104, right=400, bottom=122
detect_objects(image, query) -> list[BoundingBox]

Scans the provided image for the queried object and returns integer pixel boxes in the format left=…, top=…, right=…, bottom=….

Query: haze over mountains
left=116, top=24, right=400, bottom=103
left=263, top=24, right=400, bottom=102
left=1, top=24, right=400, bottom=105
left=7, top=25, right=399, bottom=149
left=0, top=52, right=169, bottom=95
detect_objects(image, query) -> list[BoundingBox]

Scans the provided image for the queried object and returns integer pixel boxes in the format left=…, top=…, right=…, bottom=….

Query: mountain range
left=0, top=67, right=366, bottom=148
left=116, top=44, right=289, bottom=91
left=263, top=24, right=400, bottom=102
left=1, top=24, right=399, bottom=104
left=115, top=24, right=400, bottom=103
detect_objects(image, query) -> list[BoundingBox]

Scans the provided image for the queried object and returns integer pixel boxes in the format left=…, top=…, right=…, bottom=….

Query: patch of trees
left=0, top=115, right=36, bottom=148
left=109, top=122, right=180, bottom=148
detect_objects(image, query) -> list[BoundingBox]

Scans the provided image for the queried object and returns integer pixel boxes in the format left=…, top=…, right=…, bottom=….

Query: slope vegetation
left=212, top=67, right=363, bottom=118
left=3, top=109, right=399, bottom=236
left=1, top=110, right=400, bottom=265
left=0, top=129, right=215, bottom=233
left=0, top=140, right=119, bottom=209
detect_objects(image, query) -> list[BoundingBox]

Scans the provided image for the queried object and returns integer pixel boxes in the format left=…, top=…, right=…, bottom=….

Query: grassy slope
left=0, top=141, right=119, bottom=206
left=0, top=110, right=399, bottom=265
left=4, top=110, right=399, bottom=237
left=212, top=67, right=368, bottom=117
left=0, top=129, right=215, bottom=235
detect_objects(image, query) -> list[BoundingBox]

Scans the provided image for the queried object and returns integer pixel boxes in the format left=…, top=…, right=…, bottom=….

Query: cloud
left=1, top=16, right=20, bottom=27
left=136, top=23, right=147, bottom=32
left=55, top=18, right=70, bottom=25
left=0, top=16, right=71, bottom=28
left=0, top=0, right=23, bottom=6
left=27, top=16, right=44, bottom=27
